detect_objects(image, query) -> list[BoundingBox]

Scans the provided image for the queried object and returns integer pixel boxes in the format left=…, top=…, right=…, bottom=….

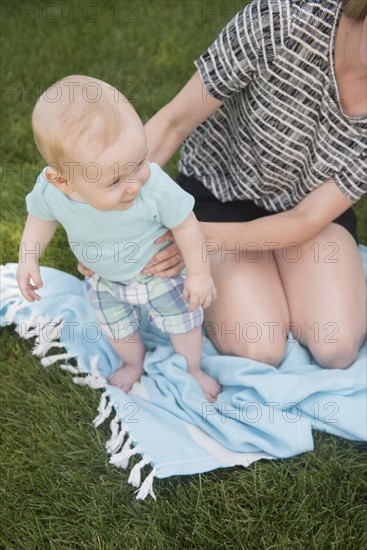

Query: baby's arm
left=171, top=212, right=217, bottom=312
left=16, top=214, right=58, bottom=301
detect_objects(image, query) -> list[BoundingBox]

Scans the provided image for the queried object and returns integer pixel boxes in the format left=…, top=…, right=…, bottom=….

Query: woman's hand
left=77, top=262, right=95, bottom=277
left=141, top=231, right=184, bottom=278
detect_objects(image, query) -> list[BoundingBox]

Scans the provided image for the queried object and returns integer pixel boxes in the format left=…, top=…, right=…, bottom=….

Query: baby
left=16, top=75, right=221, bottom=402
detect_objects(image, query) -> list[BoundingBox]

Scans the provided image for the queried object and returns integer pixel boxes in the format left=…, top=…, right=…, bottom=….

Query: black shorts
left=177, top=173, right=359, bottom=244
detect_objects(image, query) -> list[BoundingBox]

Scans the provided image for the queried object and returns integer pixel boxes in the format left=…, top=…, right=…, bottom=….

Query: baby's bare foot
left=191, top=370, right=221, bottom=402
left=108, top=364, right=144, bottom=393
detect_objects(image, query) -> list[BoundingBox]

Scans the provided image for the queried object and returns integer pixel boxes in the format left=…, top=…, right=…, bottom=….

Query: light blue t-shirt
left=26, top=163, right=195, bottom=281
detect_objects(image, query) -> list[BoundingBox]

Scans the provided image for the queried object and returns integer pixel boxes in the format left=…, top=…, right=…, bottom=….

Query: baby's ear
left=45, top=166, right=73, bottom=195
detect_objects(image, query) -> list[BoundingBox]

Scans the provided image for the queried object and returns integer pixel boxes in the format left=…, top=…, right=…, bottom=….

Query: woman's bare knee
left=310, top=340, right=362, bottom=370
left=210, top=337, right=287, bottom=367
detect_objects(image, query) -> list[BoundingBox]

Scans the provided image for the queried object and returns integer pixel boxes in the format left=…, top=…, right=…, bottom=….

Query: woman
left=140, top=0, right=367, bottom=369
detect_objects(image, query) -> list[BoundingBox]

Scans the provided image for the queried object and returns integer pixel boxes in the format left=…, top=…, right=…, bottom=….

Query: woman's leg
left=204, top=249, right=290, bottom=365
left=274, top=223, right=366, bottom=369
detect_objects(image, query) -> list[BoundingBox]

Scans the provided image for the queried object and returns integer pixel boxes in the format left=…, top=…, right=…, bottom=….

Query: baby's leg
left=170, top=327, right=221, bottom=402
left=84, top=274, right=146, bottom=392
left=108, top=331, right=145, bottom=393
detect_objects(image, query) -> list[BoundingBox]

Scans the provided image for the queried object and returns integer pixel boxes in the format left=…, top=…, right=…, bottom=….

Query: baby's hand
left=16, top=261, right=43, bottom=302
left=183, top=274, right=217, bottom=312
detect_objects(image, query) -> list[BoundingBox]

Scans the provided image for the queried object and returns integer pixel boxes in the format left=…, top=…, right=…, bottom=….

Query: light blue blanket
left=1, top=248, right=366, bottom=500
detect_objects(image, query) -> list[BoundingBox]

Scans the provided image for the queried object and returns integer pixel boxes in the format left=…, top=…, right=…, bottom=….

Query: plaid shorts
left=84, top=271, right=203, bottom=340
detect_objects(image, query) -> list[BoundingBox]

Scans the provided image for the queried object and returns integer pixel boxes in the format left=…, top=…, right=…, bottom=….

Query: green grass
left=1, top=1, right=366, bottom=548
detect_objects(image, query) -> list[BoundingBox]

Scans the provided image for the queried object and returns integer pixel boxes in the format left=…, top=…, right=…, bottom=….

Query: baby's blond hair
left=32, top=75, right=133, bottom=178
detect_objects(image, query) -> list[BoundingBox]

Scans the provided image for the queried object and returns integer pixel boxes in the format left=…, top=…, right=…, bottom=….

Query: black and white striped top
left=178, top=0, right=367, bottom=212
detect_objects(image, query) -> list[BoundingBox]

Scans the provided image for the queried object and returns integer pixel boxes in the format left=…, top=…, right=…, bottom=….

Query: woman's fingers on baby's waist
left=154, top=230, right=173, bottom=244
left=143, top=252, right=183, bottom=276
left=148, top=263, right=184, bottom=278
left=150, top=243, right=179, bottom=264
left=77, top=262, right=94, bottom=277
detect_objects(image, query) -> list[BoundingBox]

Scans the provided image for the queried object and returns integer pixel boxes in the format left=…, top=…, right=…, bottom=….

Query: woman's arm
left=201, top=179, right=354, bottom=252
left=140, top=71, right=222, bottom=276
left=145, top=71, right=223, bottom=167
left=144, top=72, right=354, bottom=270
left=143, top=180, right=354, bottom=278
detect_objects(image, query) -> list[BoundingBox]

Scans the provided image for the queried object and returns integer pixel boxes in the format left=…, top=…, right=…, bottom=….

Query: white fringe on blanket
left=1, top=265, right=156, bottom=500
left=93, top=392, right=156, bottom=500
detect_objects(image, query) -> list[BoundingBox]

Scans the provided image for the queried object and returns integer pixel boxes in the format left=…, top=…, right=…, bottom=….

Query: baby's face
left=67, top=115, right=150, bottom=211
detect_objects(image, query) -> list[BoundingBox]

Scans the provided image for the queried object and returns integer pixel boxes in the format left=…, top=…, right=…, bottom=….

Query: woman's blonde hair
left=342, top=0, right=367, bottom=20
